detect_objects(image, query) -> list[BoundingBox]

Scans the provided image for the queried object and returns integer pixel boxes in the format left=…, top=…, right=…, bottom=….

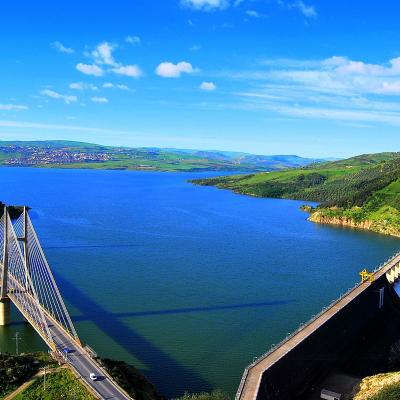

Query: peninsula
left=191, top=152, right=400, bottom=237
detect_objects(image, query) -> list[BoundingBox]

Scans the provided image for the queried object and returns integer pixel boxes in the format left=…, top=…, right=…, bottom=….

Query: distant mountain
left=163, top=148, right=330, bottom=169
left=191, top=151, right=400, bottom=237
left=0, top=140, right=329, bottom=172
left=236, top=154, right=327, bottom=169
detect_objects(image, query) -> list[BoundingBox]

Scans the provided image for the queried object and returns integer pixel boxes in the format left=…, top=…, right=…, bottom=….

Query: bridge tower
left=0, top=205, right=10, bottom=326
left=17, top=206, right=31, bottom=291
left=0, top=204, right=80, bottom=343
left=0, top=206, right=33, bottom=326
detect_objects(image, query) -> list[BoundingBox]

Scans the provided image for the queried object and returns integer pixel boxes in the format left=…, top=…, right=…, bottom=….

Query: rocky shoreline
left=308, top=210, right=400, bottom=238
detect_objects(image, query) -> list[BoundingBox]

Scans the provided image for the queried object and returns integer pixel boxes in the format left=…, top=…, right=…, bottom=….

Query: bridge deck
left=2, top=278, right=132, bottom=400
left=237, top=253, right=400, bottom=400
left=44, top=310, right=132, bottom=400
left=0, top=209, right=132, bottom=399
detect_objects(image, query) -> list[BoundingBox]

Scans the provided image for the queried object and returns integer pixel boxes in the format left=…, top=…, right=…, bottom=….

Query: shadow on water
left=54, top=272, right=213, bottom=397
left=6, top=321, right=27, bottom=327
left=54, top=273, right=294, bottom=397
left=43, top=244, right=144, bottom=250
left=72, top=299, right=295, bottom=321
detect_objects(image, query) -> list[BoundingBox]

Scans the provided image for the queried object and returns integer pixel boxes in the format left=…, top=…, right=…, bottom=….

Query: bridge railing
left=235, top=250, right=400, bottom=400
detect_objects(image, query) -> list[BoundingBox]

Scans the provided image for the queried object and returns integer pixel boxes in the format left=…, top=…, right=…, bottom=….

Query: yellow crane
left=360, top=269, right=375, bottom=283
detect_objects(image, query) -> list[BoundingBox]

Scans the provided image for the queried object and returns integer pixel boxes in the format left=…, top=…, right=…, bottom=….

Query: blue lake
left=0, top=167, right=399, bottom=397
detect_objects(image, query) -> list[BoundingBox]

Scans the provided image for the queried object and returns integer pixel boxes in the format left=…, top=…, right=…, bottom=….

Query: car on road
left=89, top=373, right=97, bottom=381
left=63, top=347, right=72, bottom=353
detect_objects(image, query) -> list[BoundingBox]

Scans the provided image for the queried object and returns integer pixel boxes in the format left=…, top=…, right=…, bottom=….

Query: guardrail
left=85, top=345, right=98, bottom=358
left=235, top=250, right=400, bottom=400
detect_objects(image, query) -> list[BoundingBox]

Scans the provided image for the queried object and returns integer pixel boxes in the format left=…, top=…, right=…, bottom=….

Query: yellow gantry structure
left=360, top=269, right=375, bottom=283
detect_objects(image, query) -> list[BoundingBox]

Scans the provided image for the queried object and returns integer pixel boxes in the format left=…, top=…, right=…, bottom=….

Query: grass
left=173, top=390, right=230, bottom=400
left=0, top=352, right=56, bottom=399
left=190, top=167, right=362, bottom=197
left=98, top=358, right=164, bottom=400
left=0, top=141, right=266, bottom=172
left=0, top=140, right=326, bottom=172
left=353, top=371, right=400, bottom=400
left=41, top=158, right=248, bottom=172
left=12, top=368, right=96, bottom=400
left=368, top=383, right=400, bottom=400
left=191, top=153, right=400, bottom=237
left=312, top=177, right=400, bottom=235
left=0, top=353, right=161, bottom=400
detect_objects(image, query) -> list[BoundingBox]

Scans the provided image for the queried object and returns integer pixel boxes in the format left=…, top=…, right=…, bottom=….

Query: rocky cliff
left=309, top=210, right=400, bottom=237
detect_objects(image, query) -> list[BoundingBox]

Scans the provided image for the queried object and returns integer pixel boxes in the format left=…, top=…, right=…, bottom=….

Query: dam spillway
left=237, top=252, right=400, bottom=400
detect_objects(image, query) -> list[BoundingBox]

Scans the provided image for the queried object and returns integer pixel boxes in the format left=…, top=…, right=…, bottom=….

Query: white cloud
left=190, top=45, right=202, bottom=51
left=376, top=82, right=400, bottom=95
left=69, top=82, right=99, bottom=91
left=117, top=84, right=131, bottom=91
left=271, top=104, right=400, bottom=127
left=200, top=81, right=217, bottom=91
left=69, top=82, right=84, bottom=90
left=102, top=83, right=134, bottom=91
left=156, top=61, right=194, bottom=78
left=91, top=97, right=108, bottom=103
left=52, top=41, right=74, bottom=54
left=246, top=10, right=262, bottom=18
left=227, top=56, right=400, bottom=127
left=236, top=90, right=400, bottom=127
left=125, top=36, right=141, bottom=45
left=261, top=58, right=322, bottom=69
left=227, top=56, right=400, bottom=96
left=92, top=42, right=117, bottom=66
left=40, top=89, right=77, bottom=104
left=0, top=119, right=133, bottom=135
left=289, top=1, right=317, bottom=18
left=111, top=65, right=142, bottom=78
left=77, top=42, right=143, bottom=79
left=0, top=104, right=28, bottom=111
left=181, top=0, right=246, bottom=10
left=181, top=0, right=230, bottom=11
left=76, top=63, right=104, bottom=77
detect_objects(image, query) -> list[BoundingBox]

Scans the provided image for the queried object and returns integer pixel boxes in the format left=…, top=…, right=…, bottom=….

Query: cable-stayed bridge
left=0, top=205, right=131, bottom=400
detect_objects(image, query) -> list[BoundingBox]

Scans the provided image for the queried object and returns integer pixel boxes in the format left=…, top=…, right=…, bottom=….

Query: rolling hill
left=191, top=152, right=400, bottom=237
left=0, top=141, right=325, bottom=172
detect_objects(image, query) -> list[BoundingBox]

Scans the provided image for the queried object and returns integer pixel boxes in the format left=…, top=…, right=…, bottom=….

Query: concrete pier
left=0, top=297, right=10, bottom=326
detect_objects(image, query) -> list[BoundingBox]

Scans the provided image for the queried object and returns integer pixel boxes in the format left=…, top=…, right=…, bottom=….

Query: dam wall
left=237, top=252, right=400, bottom=400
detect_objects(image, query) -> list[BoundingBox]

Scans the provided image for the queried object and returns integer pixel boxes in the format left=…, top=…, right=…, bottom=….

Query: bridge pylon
left=0, top=204, right=80, bottom=344
left=0, top=205, right=10, bottom=326
left=0, top=297, right=10, bottom=326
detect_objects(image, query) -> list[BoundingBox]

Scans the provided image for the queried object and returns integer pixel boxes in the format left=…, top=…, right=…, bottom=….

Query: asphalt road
left=48, top=317, right=132, bottom=400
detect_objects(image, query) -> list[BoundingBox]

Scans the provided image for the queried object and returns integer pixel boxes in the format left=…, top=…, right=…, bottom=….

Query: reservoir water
left=0, top=167, right=399, bottom=397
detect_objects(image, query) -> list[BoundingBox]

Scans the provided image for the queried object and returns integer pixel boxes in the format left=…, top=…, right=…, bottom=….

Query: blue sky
left=1, top=1, right=400, bottom=157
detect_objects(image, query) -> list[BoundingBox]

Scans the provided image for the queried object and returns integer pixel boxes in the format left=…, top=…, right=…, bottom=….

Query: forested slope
left=191, top=153, right=400, bottom=237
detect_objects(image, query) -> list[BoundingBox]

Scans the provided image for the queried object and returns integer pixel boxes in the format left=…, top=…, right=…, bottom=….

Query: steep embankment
left=98, top=358, right=164, bottom=400
left=191, top=152, right=400, bottom=237
left=352, top=371, right=400, bottom=400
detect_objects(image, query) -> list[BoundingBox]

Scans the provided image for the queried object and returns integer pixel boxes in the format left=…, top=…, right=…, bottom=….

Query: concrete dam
left=237, top=252, right=400, bottom=400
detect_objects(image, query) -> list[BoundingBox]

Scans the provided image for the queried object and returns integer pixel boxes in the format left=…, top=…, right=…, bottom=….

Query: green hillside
left=191, top=153, right=400, bottom=237
left=0, top=141, right=323, bottom=172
